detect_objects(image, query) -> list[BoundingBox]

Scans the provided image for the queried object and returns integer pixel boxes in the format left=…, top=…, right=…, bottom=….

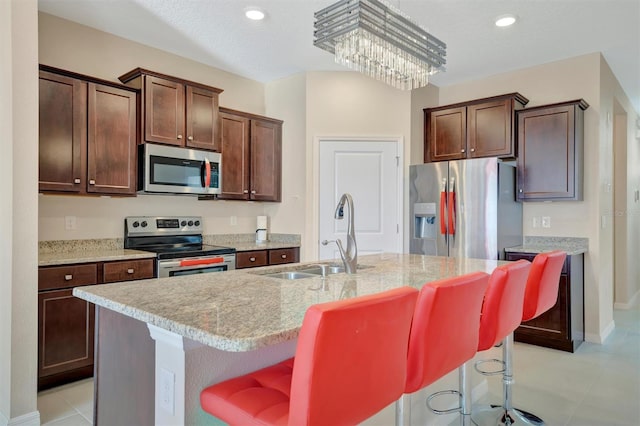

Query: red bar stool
left=396, top=271, right=490, bottom=425
left=422, top=261, right=531, bottom=425
left=472, top=250, right=566, bottom=426
left=200, top=286, right=418, bottom=425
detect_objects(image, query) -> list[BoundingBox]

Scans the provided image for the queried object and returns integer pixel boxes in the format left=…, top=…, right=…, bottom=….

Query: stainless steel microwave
left=138, top=143, right=221, bottom=195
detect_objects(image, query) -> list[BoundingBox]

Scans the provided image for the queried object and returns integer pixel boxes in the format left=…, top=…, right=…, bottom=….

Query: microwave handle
left=201, top=158, right=211, bottom=188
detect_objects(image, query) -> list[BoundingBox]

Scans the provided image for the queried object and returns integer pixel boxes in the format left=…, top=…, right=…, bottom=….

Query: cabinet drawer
left=506, top=252, right=568, bottom=274
left=268, top=248, right=299, bottom=265
left=236, top=251, right=268, bottom=269
left=103, top=259, right=155, bottom=283
left=39, top=264, right=98, bottom=291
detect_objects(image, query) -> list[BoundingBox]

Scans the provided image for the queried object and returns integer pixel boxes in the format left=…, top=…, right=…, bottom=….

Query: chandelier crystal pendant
left=313, top=0, right=446, bottom=90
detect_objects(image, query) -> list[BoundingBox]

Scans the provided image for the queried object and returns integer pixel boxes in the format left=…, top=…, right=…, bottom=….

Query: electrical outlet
left=532, top=217, right=540, bottom=228
left=541, top=216, right=551, bottom=228
left=64, top=216, right=77, bottom=230
left=159, top=368, right=175, bottom=415
left=230, top=216, right=237, bottom=226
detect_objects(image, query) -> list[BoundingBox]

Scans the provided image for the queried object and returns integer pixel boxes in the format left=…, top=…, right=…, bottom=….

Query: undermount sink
left=262, top=271, right=318, bottom=280
left=260, top=263, right=373, bottom=280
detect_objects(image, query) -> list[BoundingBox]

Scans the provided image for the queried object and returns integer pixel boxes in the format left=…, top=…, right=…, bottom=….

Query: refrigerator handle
left=440, top=178, right=448, bottom=235
left=448, top=177, right=456, bottom=235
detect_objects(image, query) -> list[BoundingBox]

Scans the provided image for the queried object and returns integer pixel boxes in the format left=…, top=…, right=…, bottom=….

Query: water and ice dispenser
left=413, top=203, right=436, bottom=239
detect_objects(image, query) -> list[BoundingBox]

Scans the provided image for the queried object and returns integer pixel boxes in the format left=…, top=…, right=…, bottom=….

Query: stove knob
left=132, top=221, right=139, bottom=228
left=141, top=221, right=148, bottom=228
left=194, top=220, right=200, bottom=226
left=187, top=220, right=194, bottom=226
left=181, top=220, right=187, bottom=227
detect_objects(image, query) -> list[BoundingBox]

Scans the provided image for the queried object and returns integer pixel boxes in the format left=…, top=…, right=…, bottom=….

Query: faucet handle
left=321, top=239, right=335, bottom=246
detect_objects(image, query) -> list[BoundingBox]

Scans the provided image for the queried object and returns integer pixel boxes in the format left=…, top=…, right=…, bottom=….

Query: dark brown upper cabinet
left=39, top=66, right=138, bottom=196
left=218, top=108, right=283, bottom=202
left=119, top=68, right=223, bottom=152
left=516, top=99, right=589, bottom=201
left=424, top=93, right=528, bottom=163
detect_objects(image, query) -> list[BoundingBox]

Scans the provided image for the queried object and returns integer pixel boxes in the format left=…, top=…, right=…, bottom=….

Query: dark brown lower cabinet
left=236, top=247, right=300, bottom=269
left=506, top=252, right=584, bottom=352
left=38, top=258, right=155, bottom=390
left=38, top=289, right=95, bottom=389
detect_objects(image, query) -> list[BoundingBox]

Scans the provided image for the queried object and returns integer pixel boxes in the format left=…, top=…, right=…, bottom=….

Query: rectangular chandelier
left=313, top=0, right=446, bottom=90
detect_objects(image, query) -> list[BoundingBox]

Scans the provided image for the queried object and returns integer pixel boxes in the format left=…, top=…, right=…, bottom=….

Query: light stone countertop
left=39, top=234, right=301, bottom=266
left=505, top=236, right=588, bottom=256
left=73, top=253, right=505, bottom=352
left=39, top=249, right=156, bottom=266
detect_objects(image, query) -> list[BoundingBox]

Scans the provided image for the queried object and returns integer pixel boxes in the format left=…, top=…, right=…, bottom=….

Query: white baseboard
left=0, top=411, right=40, bottom=426
left=614, top=289, right=640, bottom=310
left=585, top=320, right=615, bottom=344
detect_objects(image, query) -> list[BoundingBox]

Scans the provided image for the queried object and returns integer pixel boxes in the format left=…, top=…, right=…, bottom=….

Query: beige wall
left=304, top=71, right=412, bottom=260
left=264, top=73, right=308, bottom=257
left=1, top=0, right=39, bottom=423
left=37, top=13, right=281, bottom=240
left=411, top=53, right=640, bottom=341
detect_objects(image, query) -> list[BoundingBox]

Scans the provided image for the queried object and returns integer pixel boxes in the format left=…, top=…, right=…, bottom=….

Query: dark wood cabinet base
left=38, top=365, right=94, bottom=391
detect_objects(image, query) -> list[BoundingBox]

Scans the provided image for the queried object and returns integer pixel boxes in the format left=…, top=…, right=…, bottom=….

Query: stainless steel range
left=124, top=216, right=236, bottom=278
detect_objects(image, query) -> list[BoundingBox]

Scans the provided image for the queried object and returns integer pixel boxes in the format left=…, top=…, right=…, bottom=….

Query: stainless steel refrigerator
left=410, top=158, right=522, bottom=260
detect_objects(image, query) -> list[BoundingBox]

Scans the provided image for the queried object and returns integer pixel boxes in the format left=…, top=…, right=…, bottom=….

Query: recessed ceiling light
left=245, top=8, right=265, bottom=21
left=495, top=14, right=517, bottom=27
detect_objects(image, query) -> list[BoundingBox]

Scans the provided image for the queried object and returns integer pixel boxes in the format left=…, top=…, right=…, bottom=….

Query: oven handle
left=179, top=257, right=224, bottom=267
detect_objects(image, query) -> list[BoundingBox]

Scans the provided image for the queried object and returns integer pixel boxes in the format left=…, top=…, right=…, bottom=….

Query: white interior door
left=318, top=139, right=401, bottom=261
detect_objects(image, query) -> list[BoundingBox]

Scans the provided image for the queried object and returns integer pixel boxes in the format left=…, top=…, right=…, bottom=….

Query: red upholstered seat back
left=477, top=260, right=531, bottom=351
left=288, top=286, right=418, bottom=426
left=404, top=272, right=490, bottom=394
left=522, top=251, right=567, bottom=321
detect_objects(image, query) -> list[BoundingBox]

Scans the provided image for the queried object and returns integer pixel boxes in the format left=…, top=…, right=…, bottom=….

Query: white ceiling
left=38, top=0, right=640, bottom=112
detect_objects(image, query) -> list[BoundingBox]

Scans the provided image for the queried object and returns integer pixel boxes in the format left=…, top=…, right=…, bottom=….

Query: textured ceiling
left=38, top=0, right=640, bottom=112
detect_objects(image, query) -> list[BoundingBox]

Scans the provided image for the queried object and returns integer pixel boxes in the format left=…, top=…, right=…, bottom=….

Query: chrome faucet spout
left=333, top=193, right=357, bottom=274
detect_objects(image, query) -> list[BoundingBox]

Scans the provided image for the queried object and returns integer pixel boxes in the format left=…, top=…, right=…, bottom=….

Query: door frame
left=310, top=136, right=404, bottom=260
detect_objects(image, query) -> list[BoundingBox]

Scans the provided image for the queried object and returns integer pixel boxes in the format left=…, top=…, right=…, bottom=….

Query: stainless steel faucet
left=324, top=193, right=358, bottom=274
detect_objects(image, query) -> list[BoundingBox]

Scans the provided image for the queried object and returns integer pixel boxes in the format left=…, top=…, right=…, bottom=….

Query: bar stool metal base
left=472, top=405, right=544, bottom=426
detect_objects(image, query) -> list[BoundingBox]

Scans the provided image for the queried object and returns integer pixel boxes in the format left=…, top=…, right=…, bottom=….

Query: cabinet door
left=518, top=275, right=569, bottom=340
left=87, top=83, right=137, bottom=195
left=38, top=71, right=87, bottom=192
left=144, top=76, right=185, bottom=146
left=467, top=99, right=513, bottom=158
left=186, top=86, right=220, bottom=151
left=425, top=107, right=466, bottom=162
left=268, top=248, right=300, bottom=265
left=219, top=112, right=251, bottom=200
left=250, top=119, right=282, bottom=202
left=38, top=289, right=95, bottom=379
left=517, top=104, right=579, bottom=200
left=236, top=250, right=268, bottom=268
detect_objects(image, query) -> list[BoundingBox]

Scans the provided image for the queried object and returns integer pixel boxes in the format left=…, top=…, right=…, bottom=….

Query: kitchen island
left=74, top=253, right=504, bottom=425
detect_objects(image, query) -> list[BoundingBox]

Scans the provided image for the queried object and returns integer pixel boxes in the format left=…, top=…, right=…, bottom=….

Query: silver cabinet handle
left=187, top=136, right=193, bottom=141
left=281, top=254, right=287, bottom=259
left=249, top=257, right=256, bottom=262
left=177, top=134, right=183, bottom=139
left=461, top=149, right=465, bottom=153
left=243, top=190, right=249, bottom=194
left=127, top=268, right=134, bottom=274
left=64, top=274, right=73, bottom=281
left=251, top=190, right=256, bottom=194
left=470, top=148, right=475, bottom=152
left=89, top=179, right=95, bottom=185
left=74, top=178, right=81, bottom=184
left=519, top=189, right=523, bottom=193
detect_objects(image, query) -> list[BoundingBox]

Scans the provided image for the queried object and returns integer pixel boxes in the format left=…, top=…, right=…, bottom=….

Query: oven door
left=157, top=254, right=235, bottom=278
left=140, top=143, right=221, bottom=195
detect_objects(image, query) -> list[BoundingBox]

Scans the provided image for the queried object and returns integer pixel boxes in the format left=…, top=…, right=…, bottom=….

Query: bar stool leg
left=460, top=361, right=473, bottom=426
left=395, top=394, right=411, bottom=426
left=472, top=334, right=545, bottom=426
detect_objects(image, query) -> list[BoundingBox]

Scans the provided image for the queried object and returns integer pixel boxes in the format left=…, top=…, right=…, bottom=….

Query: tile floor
left=38, top=307, right=639, bottom=426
